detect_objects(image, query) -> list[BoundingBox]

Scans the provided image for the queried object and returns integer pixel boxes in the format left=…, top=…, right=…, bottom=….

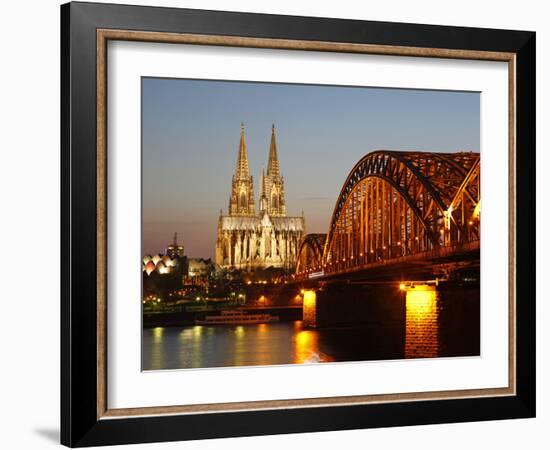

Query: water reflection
left=293, top=330, right=318, bottom=363
left=152, top=326, right=164, bottom=343
left=253, top=323, right=271, bottom=366
left=176, top=327, right=203, bottom=368
left=143, top=286, right=478, bottom=370
left=233, top=325, right=245, bottom=366
left=405, top=286, right=440, bottom=358
left=149, top=327, right=165, bottom=368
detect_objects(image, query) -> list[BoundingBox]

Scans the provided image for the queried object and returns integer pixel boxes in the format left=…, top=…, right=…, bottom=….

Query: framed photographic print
left=61, top=1, right=536, bottom=447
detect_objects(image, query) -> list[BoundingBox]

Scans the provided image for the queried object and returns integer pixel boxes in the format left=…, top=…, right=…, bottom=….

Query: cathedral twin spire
left=260, top=124, right=286, bottom=216
left=235, top=122, right=250, bottom=179
left=229, top=123, right=255, bottom=216
left=229, top=123, right=286, bottom=217
left=267, top=124, right=280, bottom=178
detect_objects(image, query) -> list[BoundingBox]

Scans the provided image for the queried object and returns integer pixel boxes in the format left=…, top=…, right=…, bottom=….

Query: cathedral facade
left=215, top=124, right=305, bottom=271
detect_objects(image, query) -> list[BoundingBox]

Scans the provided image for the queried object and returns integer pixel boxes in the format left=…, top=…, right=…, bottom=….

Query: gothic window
left=240, top=192, right=247, bottom=209
left=271, top=192, right=279, bottom=209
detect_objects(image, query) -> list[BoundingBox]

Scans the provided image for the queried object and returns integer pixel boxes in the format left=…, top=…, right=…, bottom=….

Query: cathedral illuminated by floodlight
left=215, top=124, right=305, bottom=271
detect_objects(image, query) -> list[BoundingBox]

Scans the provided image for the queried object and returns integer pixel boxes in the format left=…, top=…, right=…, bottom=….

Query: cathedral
left=215, top=124, right=305, bottom=271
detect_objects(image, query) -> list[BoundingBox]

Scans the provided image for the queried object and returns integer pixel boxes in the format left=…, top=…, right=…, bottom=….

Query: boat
left=195, top=309, right=279, bottom=325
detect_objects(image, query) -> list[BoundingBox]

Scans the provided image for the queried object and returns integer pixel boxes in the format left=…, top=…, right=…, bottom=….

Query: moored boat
left=195, top=309, right=279, bottom=325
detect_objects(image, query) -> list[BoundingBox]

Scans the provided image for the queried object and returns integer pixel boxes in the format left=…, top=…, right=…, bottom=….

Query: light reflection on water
left=404, top=287, right=440, bottom=358
left=143, top=288, right=478, bottom=370
left=144, top=321, right=335, bottom=370
left=293, top=329, right=334, bottom=364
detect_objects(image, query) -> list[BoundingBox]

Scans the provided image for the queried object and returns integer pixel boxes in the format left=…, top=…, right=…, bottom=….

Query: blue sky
left=142, top=78, right=479, bottom=258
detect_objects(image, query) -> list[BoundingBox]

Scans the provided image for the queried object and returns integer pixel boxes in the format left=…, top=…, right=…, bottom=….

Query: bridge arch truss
left=295, top=151, right=480, bottom=277
left=295, top=233, right=327, bottom=275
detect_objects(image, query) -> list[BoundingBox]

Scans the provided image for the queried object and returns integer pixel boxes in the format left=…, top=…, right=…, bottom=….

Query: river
left=143, top=287, right=480, bottom=370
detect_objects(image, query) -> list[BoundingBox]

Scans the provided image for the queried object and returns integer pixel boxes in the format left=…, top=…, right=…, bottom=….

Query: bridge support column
left=302, top=290, right=317, bottom=328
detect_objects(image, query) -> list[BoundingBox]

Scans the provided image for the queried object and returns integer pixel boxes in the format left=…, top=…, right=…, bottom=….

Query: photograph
left=141, top=78, right=481, bottom=371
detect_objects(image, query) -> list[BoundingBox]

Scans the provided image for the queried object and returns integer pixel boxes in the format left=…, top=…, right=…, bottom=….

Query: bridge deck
left=295, top=240, right=479, bottom=283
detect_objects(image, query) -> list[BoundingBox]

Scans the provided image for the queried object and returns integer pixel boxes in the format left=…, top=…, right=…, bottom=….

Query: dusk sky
left=142, top=78, right=480, bottom=258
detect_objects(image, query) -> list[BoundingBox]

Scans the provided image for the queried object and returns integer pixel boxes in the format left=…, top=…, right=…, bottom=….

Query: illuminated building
left=187, top=258, right=210, bottom=278
left=142, top=252, right=179, bottom=275
left=166, top=232, right=185, bottom=258
left=215, top=124, right=305, bottom=271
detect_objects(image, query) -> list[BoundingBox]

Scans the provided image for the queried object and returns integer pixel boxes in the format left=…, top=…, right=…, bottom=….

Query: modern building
left=215, top=124, right=305, bottom=271
left=142, top=253, right=178, bottom=275
left=166, top=232, right=185, bottom=258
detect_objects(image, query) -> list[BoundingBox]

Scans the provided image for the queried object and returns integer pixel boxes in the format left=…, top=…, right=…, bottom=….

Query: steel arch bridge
left=295, top=233, right=327, bottom=275
left=295, top=150, right=480, bottom=277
